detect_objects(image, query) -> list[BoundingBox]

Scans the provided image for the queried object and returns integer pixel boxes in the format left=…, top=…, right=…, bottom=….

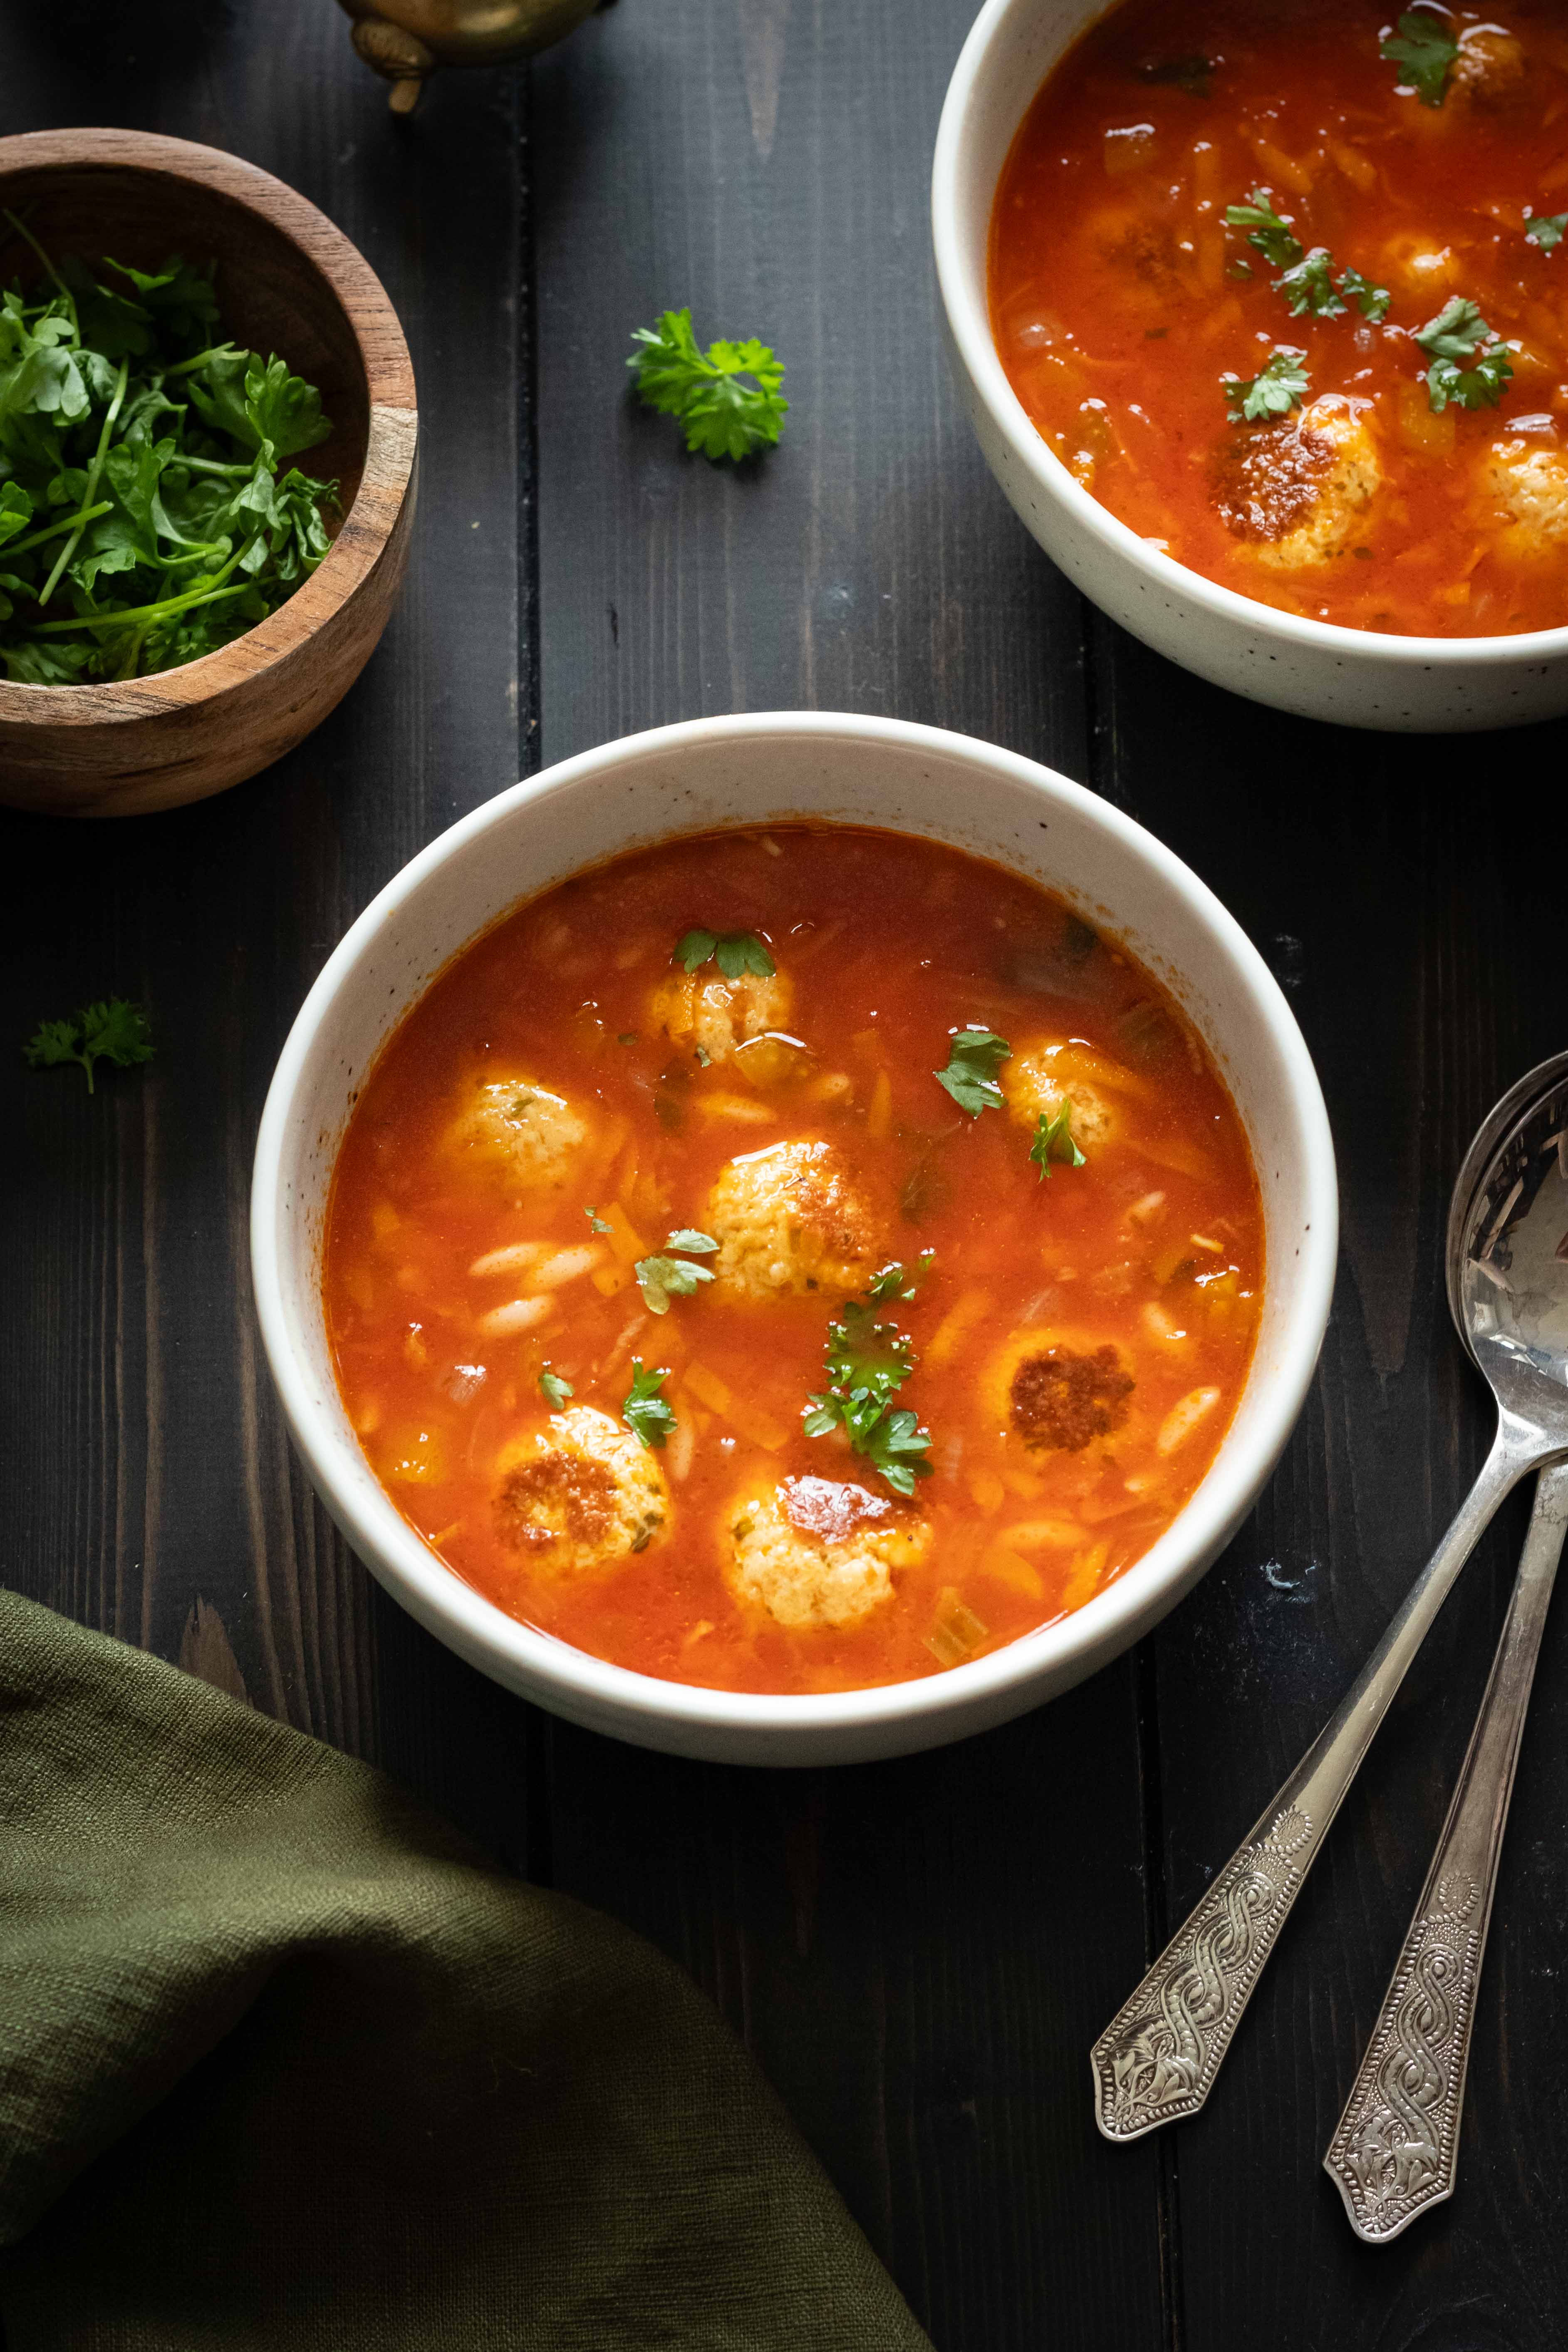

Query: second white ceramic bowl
left=932, top=0, right=1568, bottom=733
left=252, top=712, right=1337, bottom=1764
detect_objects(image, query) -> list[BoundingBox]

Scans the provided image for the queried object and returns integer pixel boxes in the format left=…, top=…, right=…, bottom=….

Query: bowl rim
left=0, top=126, right=417, bottom=722
left=931, top=0, right=1568, bottom=670
left=251, top=709, right=1339, bottom=1750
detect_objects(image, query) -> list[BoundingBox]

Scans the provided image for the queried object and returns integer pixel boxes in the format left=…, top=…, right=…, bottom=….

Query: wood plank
left=1087, top=612, right=1568, bottom=2345
left=0, top=1, right=538, bottom=1854
left=531, top=7, right=1165, bottom=2342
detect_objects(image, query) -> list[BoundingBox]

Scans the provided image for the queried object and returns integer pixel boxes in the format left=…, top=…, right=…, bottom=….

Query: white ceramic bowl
left=932, top=0, right=1568, bottom=733
left=252, top=712, right=1337, bottom=1765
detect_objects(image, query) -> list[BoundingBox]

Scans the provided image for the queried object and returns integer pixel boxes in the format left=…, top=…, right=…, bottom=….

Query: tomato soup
left=324, top=827, right=1263, bottom=1696
left=990, top=0, right=1568, bottom=636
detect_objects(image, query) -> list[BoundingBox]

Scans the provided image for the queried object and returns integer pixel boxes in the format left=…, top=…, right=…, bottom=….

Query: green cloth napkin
left=0, top=1591, right=931, bottom=2350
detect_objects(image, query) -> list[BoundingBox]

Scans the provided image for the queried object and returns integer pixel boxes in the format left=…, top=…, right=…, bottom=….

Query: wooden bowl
left=0, top=129, right=418, bottom=818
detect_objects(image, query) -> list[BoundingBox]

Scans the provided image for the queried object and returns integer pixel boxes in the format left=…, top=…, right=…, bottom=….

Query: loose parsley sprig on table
left=1526, top=212, right=1567, bottom=254
left=635, top=1230, right=718, bottom=1315
left=672, top=927, right=776, bottom=979
left=0, top=220, right=336, bottom=683
left=1381, top=8, right=1459, bottom=106
left=23, top=998, right=153, bottom=1092
left=934, top=1027, right=1011, bottom=1117
left=1225, top=348, right=1310, bottom=424
left=1030, top=1102, right=1086, bottom=1179
left=622, top=1360, right=677, bottom=1450
left=803, top=1296, right=932, bottom=1497
left=627, top=308, right=788, bottom=463
left=1413, top=297, right=1513, bottom=413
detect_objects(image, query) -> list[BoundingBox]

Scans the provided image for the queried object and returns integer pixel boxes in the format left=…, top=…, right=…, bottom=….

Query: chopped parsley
left=585, top=1205, right=612, bottom=1233
left=1135, top=54, right=1212, bottom=96
left=23, top=997, right=154, bottom=1092
left=1030, top=1102, right=1087, bottom=1179
left=1279, top=247, right=1352, bottom=320
left=867, top=1252, right=935, bottom=1301
left=1337, top=265, right=1392, bottom=323
left=1381, top=8, right=1459, bottom=107
left=1226, top=347, right=1310, bottom=424
left=1225, top=192, right=1389, bottom=323
left=673, top=927, right=776, bottom=980
left=627, top=308, right=788, bottom=463
left=1224, top=188, right=1302, bottom=272
left=934, top=1026, right=1011, bottom=1117
left=635, top=1254, right=715, bottom=1316
left=803, top=1297, right=932, bottom=1498
left=635, top=1230, right=718, bottom=1314
left=1526, top=212, right=1567, bottom=253
left=1414, top=297, right=1513, bottom=412
left=540, top=1367, right=574, bottom=1408
left=622, top=1360, right=676, bottom=1450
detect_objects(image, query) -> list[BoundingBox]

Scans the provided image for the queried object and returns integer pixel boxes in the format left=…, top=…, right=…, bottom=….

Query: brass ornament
left=337, top=0, right=607, bottom=114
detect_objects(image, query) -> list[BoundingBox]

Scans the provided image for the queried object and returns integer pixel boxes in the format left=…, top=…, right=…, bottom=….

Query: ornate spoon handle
left=1324, top=1461, right=1568, bottom=2242
left=1090, top=1428, right=1534, bottom=2143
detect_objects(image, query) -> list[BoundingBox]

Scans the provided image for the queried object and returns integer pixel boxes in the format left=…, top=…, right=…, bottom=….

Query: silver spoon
left=1325, top=1057, right=1568, bottom=2240
left=1090, top=1063, right=1568, bottom=2144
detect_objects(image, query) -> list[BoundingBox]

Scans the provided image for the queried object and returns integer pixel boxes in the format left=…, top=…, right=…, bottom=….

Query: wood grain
left=0, top=128, right=417, bottom=816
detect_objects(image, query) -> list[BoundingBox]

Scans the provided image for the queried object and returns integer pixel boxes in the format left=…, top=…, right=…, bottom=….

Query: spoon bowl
left=1447, top=1053, right=1568, bottom=1360
left=1457, top=1070, right=1568, bottom=1448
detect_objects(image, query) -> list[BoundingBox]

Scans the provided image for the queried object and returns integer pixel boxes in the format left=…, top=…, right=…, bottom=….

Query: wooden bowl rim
left=0, top=127, right=417, bottom=725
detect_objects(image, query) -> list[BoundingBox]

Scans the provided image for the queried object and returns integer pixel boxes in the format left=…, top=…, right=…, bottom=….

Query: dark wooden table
left=6, top=3, right=1568, bottom=2345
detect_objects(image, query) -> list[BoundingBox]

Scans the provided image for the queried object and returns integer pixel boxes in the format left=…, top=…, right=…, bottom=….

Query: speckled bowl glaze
left=251, top=713, right=1338, bottom=1765
left=932, top=0, right=1568, bottom=733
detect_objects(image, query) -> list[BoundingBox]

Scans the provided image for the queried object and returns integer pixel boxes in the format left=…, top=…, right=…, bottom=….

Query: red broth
left=990, top=0, right=1568, bottom=636
left=324, top=827, right=1264, bottom=1695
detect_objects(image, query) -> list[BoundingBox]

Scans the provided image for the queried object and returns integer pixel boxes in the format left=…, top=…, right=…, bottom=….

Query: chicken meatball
left=493, top=1405, right=669, bottom=1577
left=1481, top=441, right=1568, bottom=555
left=725, top=1474, right=930, bottom=1629
left=1451, top=26, right=1526, bottom=104
left=1214, top=401, right=1382, bottom=569
left=985, top=1327, right=1138, bottom=1454
left=448, top=1074, right=587, bottom=1191
left=705, top=1140, right=882, bottom=1300
left=648, top=965, right=793, bottom=1067
left=1004, top=1039, right=1137, bottom=1151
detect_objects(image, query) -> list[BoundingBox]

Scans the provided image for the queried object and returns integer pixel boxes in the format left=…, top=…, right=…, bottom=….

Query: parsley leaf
left=634, top=1226, right=718, bottom=1314
left=1224, top=189, right=1302, bottom=272
left=585, top=1206, right=612, bottom=1233
left=1337, top=265, right=1392, bottom=323
left=623, top=1359, right=676, bottom=1450
left=627, top=308, right=788, bottom=463
left=934, top=1026, right=1011, bottom=1117
left=1030, top=1102, right=1087, bottom=1178
left=540, top=1367, right=574, bottom=1408
left=1414, top=296, right=1514, bottom=412
left=1381, top=8, right=1459, bottom=106
left=803, top=1298, right=932, bottom=1498
left=23, top=996, right=154, bottom=1093
left=867, top=1252, right=935, bottom=1301
left=673, top=927, right=776, bottom=980
left=1276, top=248, right=1346, bottom=319
left=1225, top=347, right=1310, bottom=424
left=1526, top=212, right=1567, bottom=253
